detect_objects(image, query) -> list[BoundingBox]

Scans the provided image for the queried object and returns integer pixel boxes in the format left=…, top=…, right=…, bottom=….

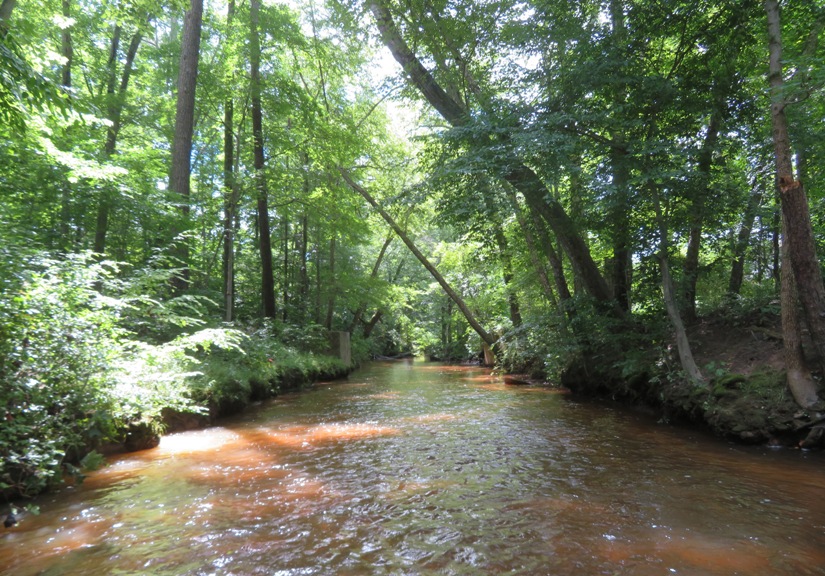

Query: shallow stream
left=3, top=360, right=825, bottom=575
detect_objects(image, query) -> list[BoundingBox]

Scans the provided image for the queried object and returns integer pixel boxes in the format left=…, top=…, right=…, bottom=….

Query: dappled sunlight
left=361, top=391, right=404, bottom=400
left=461, top=371, right=499, bottom=381
left=594, top=528, right=777, bottom=574
left=183, top=454, right=286, bottom=486
left=415, top=363, right=483, bottom=373
left=158, top=427, right=241, bottom=455
left=264, top=422, right=401, bottom=449
left=404, top=412, right=459, bottom=424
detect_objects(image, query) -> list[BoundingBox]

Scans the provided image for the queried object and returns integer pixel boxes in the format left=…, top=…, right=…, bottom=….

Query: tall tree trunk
left=609, top=145, right=632, bottom=312
left=340, top=169, right=496, bottom=347
left=298, top=212, right=309, bottom=322
left=57, top=0, right=73, bottom=251
left=766, top=0, right=825, bottom=375
left=250, top=0, right=276, bottom=318
left=282, top=214, right=290, bottom=322
left=60, top=0, right=72, bottom=87
left=607, top=0, right=632, bottom=311
left=222, top=0, right=237, bottom=322
left=168, top=0, right=203, bottom=291
left=484, top=187, right=521, bottom=327
left=94, top=26, right=142, bottom=255
left=728, top=181, right=762, bottom=295
left=367, top=0, right=614, bottom=310
left=324, top=234, right=336, bottom=330
left=683, top=111, right=721, bottom=321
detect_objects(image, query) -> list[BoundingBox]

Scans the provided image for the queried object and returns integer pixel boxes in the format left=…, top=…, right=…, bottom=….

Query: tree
left=365, top=0, right=615, bottom=309
left=340, top=168, right=497, bottom=348
left=250, top=0, right=277, bottom=318
left=765, top=0, right=823, bottom=406
left=168, top=0, right=203, bottom=291
left=93, top=24, right=144, bottom=255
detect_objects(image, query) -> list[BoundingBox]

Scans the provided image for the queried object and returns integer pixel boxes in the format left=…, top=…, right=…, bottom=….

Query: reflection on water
left=3, top=360, right=825, bottom=575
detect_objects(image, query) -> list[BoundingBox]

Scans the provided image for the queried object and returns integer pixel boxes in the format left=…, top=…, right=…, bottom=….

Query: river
left=2, top=360, right=825, bottom=575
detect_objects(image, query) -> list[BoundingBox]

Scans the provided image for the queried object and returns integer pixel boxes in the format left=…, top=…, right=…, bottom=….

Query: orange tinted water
left=3, top=360, right=825, bottom=575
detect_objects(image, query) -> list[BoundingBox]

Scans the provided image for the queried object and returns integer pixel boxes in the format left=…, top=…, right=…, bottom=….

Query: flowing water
left=3, top=360, right=825, bottom=575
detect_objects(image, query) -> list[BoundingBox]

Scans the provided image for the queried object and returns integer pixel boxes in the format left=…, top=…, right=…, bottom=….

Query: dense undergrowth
left=0, top=249, right=354, bottom=499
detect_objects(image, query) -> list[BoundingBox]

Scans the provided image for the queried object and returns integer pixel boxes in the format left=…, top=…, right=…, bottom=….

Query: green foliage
left=0, top=246, right=251, bottom=497
left=0, top=250, right=125, bottom=496
left=188, top=325, right=349, bottom=414
left=0, top=30, right=68, bottom=133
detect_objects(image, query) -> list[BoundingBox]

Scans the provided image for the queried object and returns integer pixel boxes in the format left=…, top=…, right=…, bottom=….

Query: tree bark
left=609, top=145, right=631, bottom=312
left=222, top=0, right=237, bottom=322
left=0, top=0, right=16, bottom=30
left=57, top=0, right=73, bottom=251
left=528, top=207, right=572, bottom=304
left=340, top=168, right=497, bottom=347
left=324, top=234, right=336, bottom=330
left=250, top=0, right=276, bottom=318
left=766, top=0, right=825, bottom=374
left=652, top=183, right=705, bottom=386
left=493, top=225, right=523, bottom=327
left=60, top=0, right=72, bottom=87
left=683, top=111, right=720, bottom=321
left=728, top=181, right=762, bottom=295
left=780, top=211, right=820, bottom=408
left=363, top=310, right=383, bottom=338
left=298, top=211, right=309, bottom=322
left=168, top=0, right=203, bottom=291
left=508, top=190, right=557, bottom=307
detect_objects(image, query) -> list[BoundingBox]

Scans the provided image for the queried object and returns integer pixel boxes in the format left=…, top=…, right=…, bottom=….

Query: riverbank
left=558, top=311, right=822, bottom=447
left=123, top=357, right=353, bottom=452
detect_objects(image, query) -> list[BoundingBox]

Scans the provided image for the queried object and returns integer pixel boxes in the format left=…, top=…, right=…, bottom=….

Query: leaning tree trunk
left=651, top=183, right=705, bottom=386
left=340, top=169, right=497, bottom=348
left=766, top=0, right=825, bottom=375
left=168, top=0, right=203, bottom=292
left=250, top=0, right=276, bottom=318
left=367, top=0, right=615, bottom=311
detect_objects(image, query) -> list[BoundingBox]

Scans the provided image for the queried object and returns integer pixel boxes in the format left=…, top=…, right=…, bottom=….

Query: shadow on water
left=3, top=359, right=825, bottom=575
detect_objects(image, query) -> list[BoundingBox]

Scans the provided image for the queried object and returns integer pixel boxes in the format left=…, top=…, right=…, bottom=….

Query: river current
left=2, top=360, right=825, bottom=575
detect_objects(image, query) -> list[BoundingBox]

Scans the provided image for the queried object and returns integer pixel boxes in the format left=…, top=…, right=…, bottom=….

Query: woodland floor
left=669, top=310, right=821, bottom=447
